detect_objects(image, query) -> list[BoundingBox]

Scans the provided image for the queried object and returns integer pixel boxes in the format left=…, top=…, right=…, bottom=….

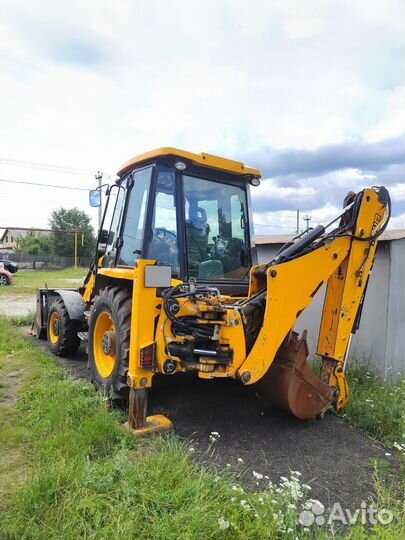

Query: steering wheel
left=150, top=228, right=178, bottom=267
left=154, top=227, right=177, bottom=242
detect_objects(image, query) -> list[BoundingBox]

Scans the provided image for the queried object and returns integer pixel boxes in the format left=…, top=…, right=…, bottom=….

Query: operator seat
left=222, top=237, right=245, bottom=273
left=186, top=206, right=209, bottom=276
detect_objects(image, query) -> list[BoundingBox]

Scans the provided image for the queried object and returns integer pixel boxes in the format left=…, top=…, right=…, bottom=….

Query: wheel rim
left=49, top=312, right=60, bottom=344
left=93, top=311, right=117, bottom=378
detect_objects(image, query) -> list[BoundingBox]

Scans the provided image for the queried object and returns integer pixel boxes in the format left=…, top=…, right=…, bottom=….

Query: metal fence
left=7, top=253, right=92, bottom=270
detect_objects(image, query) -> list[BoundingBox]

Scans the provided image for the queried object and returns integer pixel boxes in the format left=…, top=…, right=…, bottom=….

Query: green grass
left=0, top=318, right=319, bottom=540
left=1, top=318, right=404, bottom=539
left=344, top=369, right=405, bottom=448
left=0, top=267, right=86, bottom=296
left=338, top=369, right=405, bottom=539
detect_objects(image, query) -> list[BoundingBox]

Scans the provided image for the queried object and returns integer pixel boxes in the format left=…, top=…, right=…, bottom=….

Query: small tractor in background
left=34, top=148, right=390, bottom=435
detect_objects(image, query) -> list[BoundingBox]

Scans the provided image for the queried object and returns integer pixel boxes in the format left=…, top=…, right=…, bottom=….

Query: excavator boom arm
left=238, top=186, right=390, bottom=417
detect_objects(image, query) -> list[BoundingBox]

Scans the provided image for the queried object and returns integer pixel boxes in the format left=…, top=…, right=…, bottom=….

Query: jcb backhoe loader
left=34, top=148, right=390, bottom=435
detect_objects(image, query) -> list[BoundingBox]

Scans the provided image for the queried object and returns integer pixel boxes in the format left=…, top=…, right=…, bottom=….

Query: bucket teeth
left=255, top=331, right=333, bottom=420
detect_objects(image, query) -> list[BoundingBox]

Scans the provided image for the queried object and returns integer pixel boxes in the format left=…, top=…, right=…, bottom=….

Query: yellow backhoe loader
left=34, top=148, right=390, bottom=435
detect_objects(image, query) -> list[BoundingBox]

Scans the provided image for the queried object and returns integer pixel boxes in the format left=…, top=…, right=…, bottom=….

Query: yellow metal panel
left=97, top=267, right=135, bottom=281
left=124, top=414, right=173, bottom=436
left=238, top=237, right=351, bottom=384
left=220, top=309, right=246, bottom=377
left=318, top=188, right=387, bottom=362
left=127, top=261, right=161, bottom=389
left=82, top=272, right=95, bottom=303
left=117, top=147, right=261, bottom=178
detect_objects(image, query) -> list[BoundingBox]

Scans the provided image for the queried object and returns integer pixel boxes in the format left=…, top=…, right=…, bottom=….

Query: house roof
left=0, top=228, right=52, bottom=243
left=255, top=229, right=405, bottom=245
left=0, top=228, right=30, bottom=243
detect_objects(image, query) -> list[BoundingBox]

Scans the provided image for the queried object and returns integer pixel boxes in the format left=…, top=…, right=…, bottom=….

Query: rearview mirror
left=89, top=190, right=101, bottom=207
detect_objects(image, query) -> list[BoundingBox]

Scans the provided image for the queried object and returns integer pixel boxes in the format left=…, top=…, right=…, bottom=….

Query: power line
left=254, top=223, right=297, bottom=229
left=0, top=177, right=91, bottom=191
left=0, top=158, right=94, bottom=174
left=0, top=226, right=84, bottom=234
left=0, top=226, right=52, bottom=232
left=0, top=158, right=115, bottom=179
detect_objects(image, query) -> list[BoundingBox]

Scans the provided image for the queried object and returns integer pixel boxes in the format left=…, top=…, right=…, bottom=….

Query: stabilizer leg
left=124, top=388, right=173, bottom=436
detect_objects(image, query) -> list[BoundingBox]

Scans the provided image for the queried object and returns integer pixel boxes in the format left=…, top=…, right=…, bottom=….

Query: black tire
left=88, top=286, right=131, bottom=400
left=0, top=274, right=9, bottom=286
left=47, top=298, right=81, bottom=356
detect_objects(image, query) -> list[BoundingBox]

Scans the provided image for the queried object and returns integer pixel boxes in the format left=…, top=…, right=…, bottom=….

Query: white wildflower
left=253, top=471, right=264, bottom=480
left=218, top=517, right=230, bottom=530
left=237, top=457, right=244, bottom=463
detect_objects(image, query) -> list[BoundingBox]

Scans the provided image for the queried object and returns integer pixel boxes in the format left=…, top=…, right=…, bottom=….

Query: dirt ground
left=29, top=336, right=397, bottom=511
left=0, top=295, right=36, bottom=316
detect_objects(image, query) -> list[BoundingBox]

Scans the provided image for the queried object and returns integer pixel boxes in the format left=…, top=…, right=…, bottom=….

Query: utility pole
left=74, top=232, right=78, bottom=269
left=303, top=215, right=312, bottom=231
left=296, top=209, right=300, bottom=234
left=73, top=231, right=84, bottom=268
left=95, top=171, right=103, bottom=232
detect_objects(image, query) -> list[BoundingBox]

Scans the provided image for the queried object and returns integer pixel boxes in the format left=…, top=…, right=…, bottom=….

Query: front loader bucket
left=255, top=331, right=333, bottom=420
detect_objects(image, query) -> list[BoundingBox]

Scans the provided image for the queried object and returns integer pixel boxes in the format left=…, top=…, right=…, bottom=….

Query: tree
left=15, top=232, right=53, bottom=255
left=49, top=207, right=96, bottom=258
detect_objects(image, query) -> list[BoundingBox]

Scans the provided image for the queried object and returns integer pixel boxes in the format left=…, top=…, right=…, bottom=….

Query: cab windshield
left=183, top=175, right=250, bottom=280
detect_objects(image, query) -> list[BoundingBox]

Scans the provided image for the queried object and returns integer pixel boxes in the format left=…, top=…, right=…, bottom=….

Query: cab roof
left=117, top=147, right=262, bottom=178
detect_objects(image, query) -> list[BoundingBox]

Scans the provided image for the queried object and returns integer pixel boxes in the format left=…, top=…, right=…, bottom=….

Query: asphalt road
left=30, top=337, right=397, bottom=511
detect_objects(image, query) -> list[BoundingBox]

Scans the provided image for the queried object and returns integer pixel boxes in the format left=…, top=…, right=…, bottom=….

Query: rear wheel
left=47, top=298, right=81, bottom=356
left=0, top=275, right=8, bottom=286
left=88, top=286, right=131, bottom=400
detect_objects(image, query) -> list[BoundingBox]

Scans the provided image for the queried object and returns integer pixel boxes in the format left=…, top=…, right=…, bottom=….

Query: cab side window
left=147, top=169, right=179, bottom=275
left=118, top=167, right=152, bottom=266
left=102, top=182, right=126, bottom=268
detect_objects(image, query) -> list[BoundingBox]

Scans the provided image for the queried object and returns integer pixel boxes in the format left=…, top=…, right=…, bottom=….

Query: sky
left=0, top=0, right=404, bottom=237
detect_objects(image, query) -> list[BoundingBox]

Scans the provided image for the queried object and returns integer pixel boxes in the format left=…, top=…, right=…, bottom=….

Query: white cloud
left=389, top=212, right=405, bottom=229
left=0, top=0, right=403, bottom=232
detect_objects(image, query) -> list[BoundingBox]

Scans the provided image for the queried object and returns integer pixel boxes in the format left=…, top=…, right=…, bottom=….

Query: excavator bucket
left=255, top=331, right=334, bottom=420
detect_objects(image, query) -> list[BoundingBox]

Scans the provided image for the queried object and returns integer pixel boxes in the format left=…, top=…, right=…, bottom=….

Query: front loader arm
left=238, top=186, right=390, bottom=415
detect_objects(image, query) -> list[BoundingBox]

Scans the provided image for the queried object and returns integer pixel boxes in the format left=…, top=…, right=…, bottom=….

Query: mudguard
left=33, top=288, right=85, bottom=339
left=54, top=289, right=85, bottom=320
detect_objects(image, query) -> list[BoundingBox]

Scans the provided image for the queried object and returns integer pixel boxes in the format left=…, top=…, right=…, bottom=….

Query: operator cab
left=97, top=148, right=261, bottom=294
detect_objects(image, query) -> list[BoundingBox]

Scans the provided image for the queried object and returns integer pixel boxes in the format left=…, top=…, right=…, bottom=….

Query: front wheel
left=47, top=298, right=81, bottom=356
left=88, top=286, right=132, bottom=400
